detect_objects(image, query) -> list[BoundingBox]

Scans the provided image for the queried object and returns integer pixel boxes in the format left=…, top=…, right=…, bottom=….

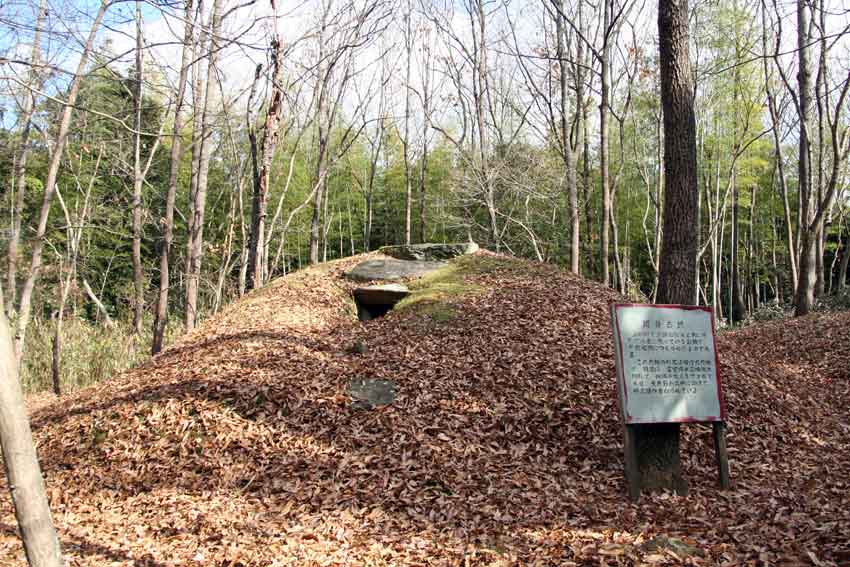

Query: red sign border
left=611, top=303, right=726, bottom=424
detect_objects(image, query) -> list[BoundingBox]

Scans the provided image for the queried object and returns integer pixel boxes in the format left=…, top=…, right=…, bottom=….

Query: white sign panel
left=610, top=304, right=725, bottom=424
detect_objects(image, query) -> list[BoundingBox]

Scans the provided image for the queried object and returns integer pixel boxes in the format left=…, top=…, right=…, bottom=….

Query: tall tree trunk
left=473, top=0, right=498, bottom=251
left=184, top=0, right=208, bottom=331
left=729, top=30, right=747, bottom=323
left=730, top=182, right=746, bottom=322
left=0, top=302, right=63, bottom=567
left=761, top=10, right=797, bottom=294
left=556, top=0, right=579, bottom=274
left=152, top=0, right=195, bottom=355
left=578, top=0, right=594, bottom=277
left=365, top=121, right=383, bottom=251
left=813, top=2, right=827, bottom=298
left=14, top=0, right=109, bottom=364
left=599, top=0, right=612, bottom=286
left=793, top=0, right=814, bottom=316
left=6, top=0, right=47, bottom=316
left=418, top=36, right=431, bottom=245
left=638, top=0, right=700, bottom=496
left=403, top=0, right=413, bottom=245
left=247, top=2, right=285, bottom=290
left=309, top=8, right=330, bottom=266
left=185, top=0, right=222, bottom=329
left=131, top=0, right=145, bottom=334
left=418, top=128, right=429, bottom=244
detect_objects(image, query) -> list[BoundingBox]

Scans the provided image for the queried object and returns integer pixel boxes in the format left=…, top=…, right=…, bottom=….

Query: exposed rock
left=346, top=258, right=444, bottom=282
left=353, top=283, right=410, bottom=321
left=640, top=536, right=704, bottom=558
left=346, top=339, right=368, bottom=355
left=348, top=378, right=396, bottom=410
left=380, top=242, right=479, bottom=261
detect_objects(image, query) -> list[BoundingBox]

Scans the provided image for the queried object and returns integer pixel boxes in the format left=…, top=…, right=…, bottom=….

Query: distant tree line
left=0, top=0, right=848, bottom=392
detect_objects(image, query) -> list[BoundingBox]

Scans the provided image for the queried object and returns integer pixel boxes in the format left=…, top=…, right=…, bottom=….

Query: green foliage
left=20, top=315, right=180, bottom=393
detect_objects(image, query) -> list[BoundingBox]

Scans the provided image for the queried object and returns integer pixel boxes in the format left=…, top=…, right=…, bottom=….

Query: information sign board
left=610, top=303, right=725, bottom=424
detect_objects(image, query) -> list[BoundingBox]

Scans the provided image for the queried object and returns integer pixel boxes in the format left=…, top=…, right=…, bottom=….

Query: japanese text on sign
left=610, top=304, right=724, bottom=424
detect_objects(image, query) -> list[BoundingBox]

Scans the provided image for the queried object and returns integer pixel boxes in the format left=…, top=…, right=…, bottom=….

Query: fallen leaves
left=0, top=252, right=847, bottom=566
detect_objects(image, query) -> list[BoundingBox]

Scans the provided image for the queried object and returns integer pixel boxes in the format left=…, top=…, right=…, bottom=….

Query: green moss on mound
left=392, top=254, right=522, bottom=321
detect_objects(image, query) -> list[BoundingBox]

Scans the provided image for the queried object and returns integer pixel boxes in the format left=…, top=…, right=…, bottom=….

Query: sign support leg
left=623, top=425, right=640, bottom=501
left=713, top=421, right=730, bottom=489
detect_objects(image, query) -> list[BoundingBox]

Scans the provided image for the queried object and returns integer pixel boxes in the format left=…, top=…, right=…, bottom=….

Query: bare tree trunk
left=793, top=0, right=814, bottom=316
left=573, top=0, right=594, bottom=276
left=14, top=0, right=109, bottom=364
left=6, top=0, right=47, bottom=316
left=152, top=0, right=195, bottom=355
left=763, top=41, right=797, bottom=293
left=365, top=122, right=383, bottom=251
left=309, top=7, right=330, bottom=266
left=599, top=0, right=612, bottom=286
left=403, top=0, right=413, bottom=245
left=0, top=304, right=63, bottom=566
left=730, top=182, right=747, bottom=322
left=813, top=3, right=827, bottom=299
left=83, top=280, right=113, bottom=327
left=555, top=0, right=579, bottom=274
left=638, top=0, right=700, bottom=497
left=186, top=0, right=222, bottom=329
left=131, top=0, right=145, bottom=334
left=184, top=0, right=208, bottom=329
left=472, top=0, right=498, bottom=251
left=247, top=2, right=285, bottom=290
left=418, top=33, right=432, bottom=245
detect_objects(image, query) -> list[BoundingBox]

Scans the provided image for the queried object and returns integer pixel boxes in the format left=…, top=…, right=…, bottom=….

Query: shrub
left=20, top=315, right=179, bottom=393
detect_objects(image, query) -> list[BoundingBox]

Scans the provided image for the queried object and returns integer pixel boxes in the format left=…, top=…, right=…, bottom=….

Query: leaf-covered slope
left=1, top=253, right=848, bottom=566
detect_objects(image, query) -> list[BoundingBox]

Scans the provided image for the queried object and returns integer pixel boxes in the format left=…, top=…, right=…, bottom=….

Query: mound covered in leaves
left=2, top=253, right=849, bottom=566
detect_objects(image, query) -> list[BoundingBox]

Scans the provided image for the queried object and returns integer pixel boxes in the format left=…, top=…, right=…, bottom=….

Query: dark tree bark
left=656, top=0, right=698, bottom=306
left=635, top=0, right=701, bottom=496
left=247, top=3, right=285, bottom=291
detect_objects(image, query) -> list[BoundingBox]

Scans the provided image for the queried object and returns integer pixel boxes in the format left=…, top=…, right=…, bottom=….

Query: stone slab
left=380, top=242, right=479, bottom=261
left=352, top=283, right=410, bottom=305
left=348, top=378, right=396, bottom=410
left=346, top=258, right=445, bottom=282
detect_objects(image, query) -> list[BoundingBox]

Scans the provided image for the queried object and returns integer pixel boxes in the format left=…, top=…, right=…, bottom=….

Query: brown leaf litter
left=1, top=252, right=848, bottom=566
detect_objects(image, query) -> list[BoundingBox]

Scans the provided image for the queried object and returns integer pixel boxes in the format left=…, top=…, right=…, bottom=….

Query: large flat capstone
left=353, top=283, right=410, bottom=304
left=380, top=242, right=479, bottom=261
left=346, top=258, right=445, bottom=282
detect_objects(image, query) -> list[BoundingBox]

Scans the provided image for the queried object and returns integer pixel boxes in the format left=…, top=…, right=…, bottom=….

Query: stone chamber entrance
left=352, top=284, right=410, bottom=321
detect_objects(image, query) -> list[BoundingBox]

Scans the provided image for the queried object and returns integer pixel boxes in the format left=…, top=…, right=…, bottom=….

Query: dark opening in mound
left=352, top=284, right=410, bottom=321
left=355, top=299, right=397, bottom=321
